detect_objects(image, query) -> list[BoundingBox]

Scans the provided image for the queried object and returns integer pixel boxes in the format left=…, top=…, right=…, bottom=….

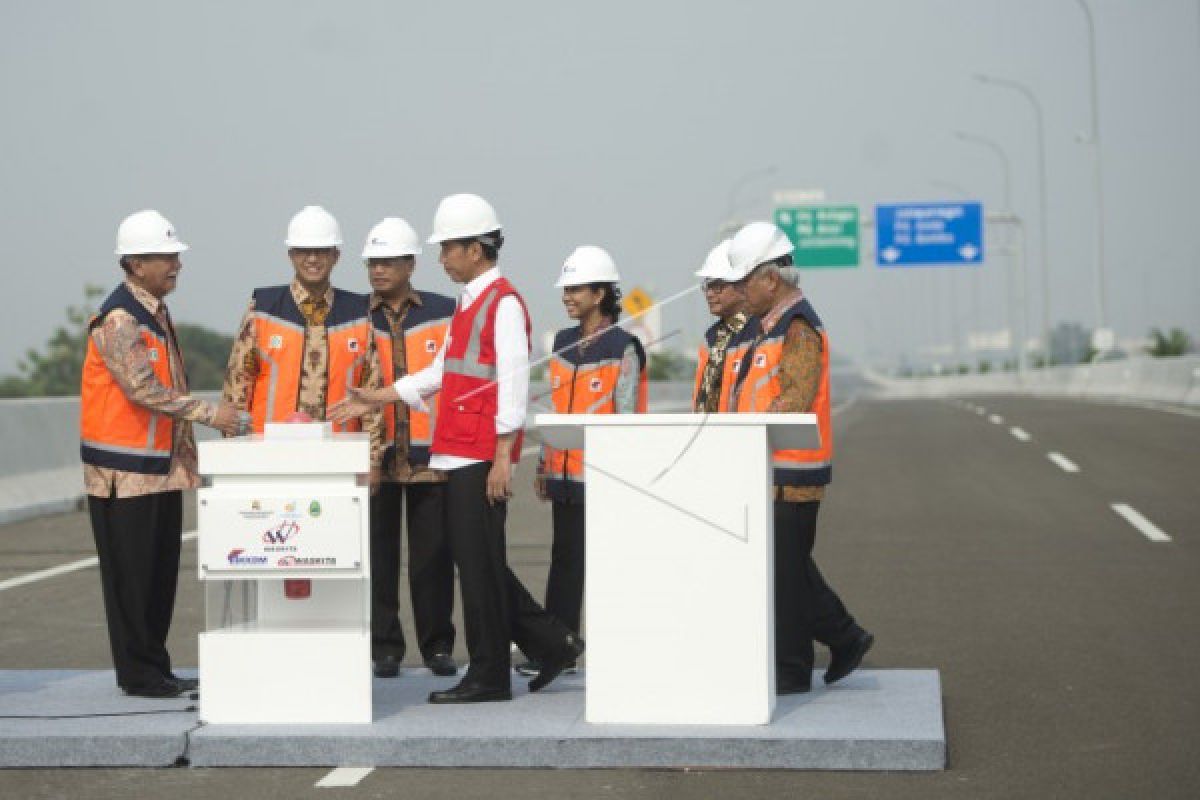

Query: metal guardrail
left=0, top=384, right=698, bottom=527
left=866, top=355, right=1200, bottom=408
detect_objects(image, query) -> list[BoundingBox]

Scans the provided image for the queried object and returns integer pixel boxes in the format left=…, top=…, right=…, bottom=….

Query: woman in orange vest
left=519, top=246, right=648, bottom=677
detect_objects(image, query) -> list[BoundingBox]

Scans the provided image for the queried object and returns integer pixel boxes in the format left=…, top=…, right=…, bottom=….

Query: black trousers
left=87, top=489, right=183, bottom=690
left=545, top=500, right=586, bottom=635
left=774, top=500, right=861, bottom=682
left=369, top=481, right=456, bottom=661
left=446, top=462, right=568, bottom=688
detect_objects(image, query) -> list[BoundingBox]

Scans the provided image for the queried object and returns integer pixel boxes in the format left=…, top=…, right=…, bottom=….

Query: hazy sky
left=2, top=0, right=1197, bottom=372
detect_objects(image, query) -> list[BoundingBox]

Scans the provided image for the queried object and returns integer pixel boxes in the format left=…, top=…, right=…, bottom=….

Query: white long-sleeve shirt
left=393, top=267, right=529, bottom=471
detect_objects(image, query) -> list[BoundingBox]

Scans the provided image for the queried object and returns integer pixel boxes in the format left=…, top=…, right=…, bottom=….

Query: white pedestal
left=197, top=429, right=371, bottom=725
left=536, top=413, right=819, bottom=726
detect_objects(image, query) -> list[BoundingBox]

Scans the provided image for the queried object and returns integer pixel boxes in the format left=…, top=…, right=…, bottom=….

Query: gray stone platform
left=0, top=668, right=945, bottom=770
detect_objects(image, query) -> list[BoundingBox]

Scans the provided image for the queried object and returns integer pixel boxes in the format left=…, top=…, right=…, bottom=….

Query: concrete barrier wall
left=868, top=356, right=1200, bottom=408
left=0, top=383, right=696, bottom=527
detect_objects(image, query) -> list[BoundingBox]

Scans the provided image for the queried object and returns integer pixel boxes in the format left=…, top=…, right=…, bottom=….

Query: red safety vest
left=431, top=277, right=530, bottom=463
left=730, top=296, right=833, bottom=487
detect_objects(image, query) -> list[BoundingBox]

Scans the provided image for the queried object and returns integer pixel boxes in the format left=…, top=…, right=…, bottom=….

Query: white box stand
left=196, top=428, right=371, bottom=724
left=535, top=412, right=819, bottom=726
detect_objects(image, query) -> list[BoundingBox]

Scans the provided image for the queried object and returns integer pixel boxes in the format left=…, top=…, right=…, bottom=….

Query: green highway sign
left=774, top=205, right=859, bottom=268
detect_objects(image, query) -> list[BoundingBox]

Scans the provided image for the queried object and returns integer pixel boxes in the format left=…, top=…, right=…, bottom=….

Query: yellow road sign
left=622, top=287, right=653, bottom=316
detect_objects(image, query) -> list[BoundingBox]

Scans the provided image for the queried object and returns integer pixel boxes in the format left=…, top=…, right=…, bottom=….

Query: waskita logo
left=262, top=520, right=301, bottom=545
left=227, top=548, right=268, bottom=566
left=277, top=556, right=337, bottom=567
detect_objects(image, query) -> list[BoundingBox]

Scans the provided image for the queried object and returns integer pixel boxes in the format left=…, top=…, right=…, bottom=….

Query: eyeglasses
left=701, top=279, right=732, bottom=292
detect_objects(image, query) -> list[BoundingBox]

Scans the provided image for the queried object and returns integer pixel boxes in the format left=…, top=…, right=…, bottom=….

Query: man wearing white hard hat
left=516, top=246, right=648, bottom=677
left=332, top=193, right=583, bottom=703
left=725, top=221, right=874, bottom=695
left=361, top=217, right=459, bottom=680
left=221, top=205, right=383, bottom=473
left=82, top=211, right=243, bottom=698
left=692, top=238, right=751, bottom=413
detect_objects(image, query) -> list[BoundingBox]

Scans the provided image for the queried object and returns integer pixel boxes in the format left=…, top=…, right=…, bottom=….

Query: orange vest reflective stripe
left=370, top=290, right=454, bottom=467
left=80, top=283, right=175, bottom=474
left=692, top=320, right=753, bottom=413
left=544, top=324, right=648, bottom=502
left=246, top=286, right=372, bottom=433
left=730, top=297, right=833, bottom=487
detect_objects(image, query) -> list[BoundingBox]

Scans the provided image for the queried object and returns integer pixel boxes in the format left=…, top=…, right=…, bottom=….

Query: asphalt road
left=2, top=391, right=1198, bottom=798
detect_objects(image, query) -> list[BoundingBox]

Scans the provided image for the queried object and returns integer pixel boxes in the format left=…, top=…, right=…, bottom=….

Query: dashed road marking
left=1111, top=503, right=1172, bottom=543
left=1010, top=427, right=1031, bottom=442
left=989, top=414, right=1004, bottom=424
left=316, top=767, right=374, bottom=788
left=1047, top=452, right=1080, bottom=473
left=975, top=407, right=986, bottom=416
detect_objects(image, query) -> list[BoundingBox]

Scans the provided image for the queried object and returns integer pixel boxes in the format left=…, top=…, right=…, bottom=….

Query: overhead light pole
left=954, top=130, right=1028, bottom=375
left=1072, top=0, right=1110, bottom=341
left=974, top=73, right=1052, bottom=360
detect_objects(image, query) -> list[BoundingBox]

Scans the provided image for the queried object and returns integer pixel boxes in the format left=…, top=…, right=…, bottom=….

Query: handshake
left=209, top=402, right=253, bottom=437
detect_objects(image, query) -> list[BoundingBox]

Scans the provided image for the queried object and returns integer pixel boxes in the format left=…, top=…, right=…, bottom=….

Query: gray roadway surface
left=2, top=387, right=1199, bottom=798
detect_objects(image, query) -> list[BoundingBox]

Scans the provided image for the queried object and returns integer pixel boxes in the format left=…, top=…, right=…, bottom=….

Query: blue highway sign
left=875, top=202, right=983, bottom=266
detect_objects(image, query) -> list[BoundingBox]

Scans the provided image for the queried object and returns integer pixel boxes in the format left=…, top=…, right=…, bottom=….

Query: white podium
left=196, top=425, right=371, bottom=724
left=535, top=412, right=819, bottom=726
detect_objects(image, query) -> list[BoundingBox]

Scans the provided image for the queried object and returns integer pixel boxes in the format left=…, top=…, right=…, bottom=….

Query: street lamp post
left=721, top=165, right=779, bottom=238
left=954, top=131, right=1029, bottom=375
left=1073, top=0, right=1110, bottom=339
left=974, top=73, right=1052, bottom=361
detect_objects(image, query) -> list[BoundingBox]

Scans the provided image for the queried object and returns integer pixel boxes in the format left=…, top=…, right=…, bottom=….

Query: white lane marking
left=1010, top=427, right=1032, bottom=442
left=0, top=530, right=198, bottom=593
left=1111, top=503, right=1172, bottom=543
left=989, top=414, right=1004, bottom=424
left=975, top=407, right=986, bottom=416
left=1047, top=452, right=1080, bottom=473
left=315, top=767, right=374, bottom=788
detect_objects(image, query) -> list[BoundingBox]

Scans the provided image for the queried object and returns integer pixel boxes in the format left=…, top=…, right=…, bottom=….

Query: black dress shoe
left=168, top=675, right=199, bottom=692
left=428, top=680, right=512, bottom=704
left=824, top=631, right=874, bottom=685
left=424, top=652, right=458, bottom=677
left=529, top=633, right=585, bottom=693
left=777, top=675, right=812, bottom=695
left=124, top=681, right=186, bottom=698
left=373, top=655, right=401, bottom=678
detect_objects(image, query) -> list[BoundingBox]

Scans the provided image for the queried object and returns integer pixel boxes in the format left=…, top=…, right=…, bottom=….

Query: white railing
left=867, top=355, right=1200, bottom=407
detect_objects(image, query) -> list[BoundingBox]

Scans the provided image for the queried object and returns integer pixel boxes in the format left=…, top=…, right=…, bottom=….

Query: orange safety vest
left=246, top=285, right=372, bottom=433
left=730, top=296, right=833, bottom=487
left=544, top=324, right=648, bottom=502
left=692, top=319, right=753, bottom=413
left=80, top=283, right=176, bottom=474
left=370, top=290, right=454, bottom=467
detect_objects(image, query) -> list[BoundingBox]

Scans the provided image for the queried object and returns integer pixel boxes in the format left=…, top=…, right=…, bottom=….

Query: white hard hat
left=556, top=245, right=620, bottom=288
left=427, top=193, right=501, bottom=244
left=726, top=221, right=794, bottom=280
left=694, top=239, right=733, bottom=279
left=115, top=210, right=189, bottom=256
left=362, top=217, right=422, bottom=258
left=286, top=205, right=343, bottom=248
